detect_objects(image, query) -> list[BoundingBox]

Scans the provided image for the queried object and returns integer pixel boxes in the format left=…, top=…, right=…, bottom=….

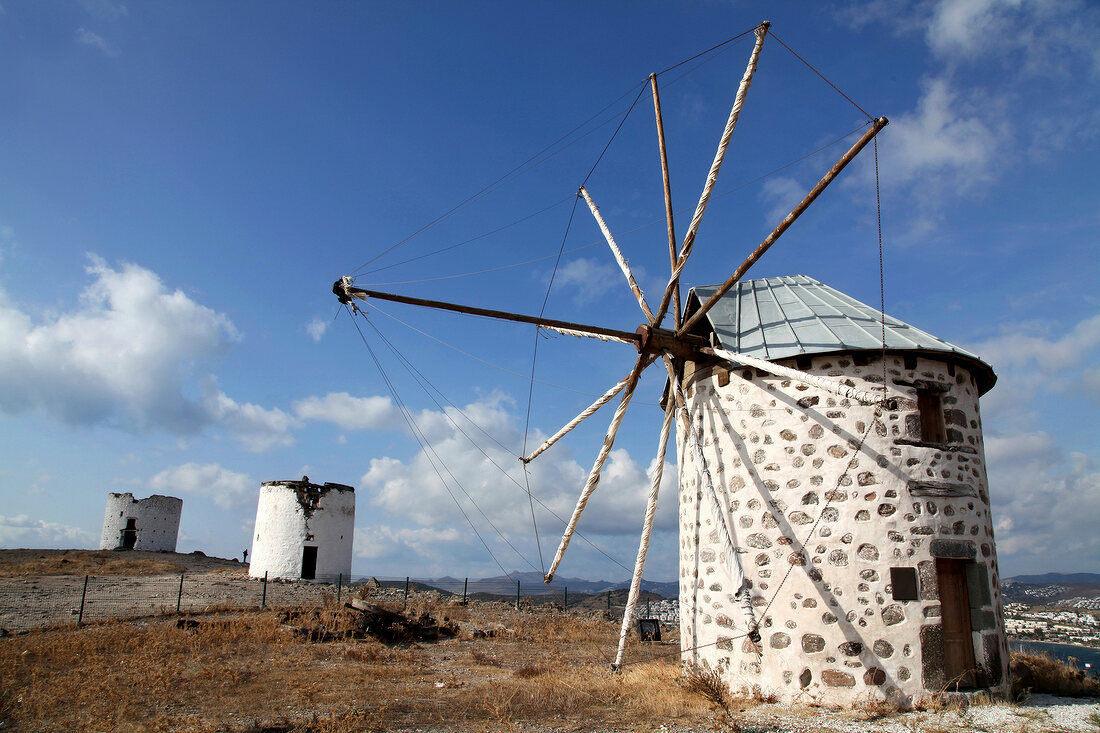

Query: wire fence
left=0, top=572, right=680, bottom=632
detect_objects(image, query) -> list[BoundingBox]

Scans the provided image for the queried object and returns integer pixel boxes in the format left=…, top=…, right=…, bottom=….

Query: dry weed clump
left=682, top=664, right=731, bottom=714
left=1011, top=650, right=1100, bottom=699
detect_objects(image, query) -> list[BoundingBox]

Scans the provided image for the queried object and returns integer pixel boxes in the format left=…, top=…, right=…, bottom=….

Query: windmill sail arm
left=704, top=347, right=884, bottom=405
left=677, top=116, right=889, bottom=337
left=652, top=21, right=770, bottom=327
left=545, top=354, right=649, bottom=582
left=335, top=280, right=640, bottom=345
left=578, top=186, right=656, bottom=324
left=613, top=399, right=675, bottom=669
left=522, top=357, right=659, bottom=464
left=539, top=324, right=635, bottom=345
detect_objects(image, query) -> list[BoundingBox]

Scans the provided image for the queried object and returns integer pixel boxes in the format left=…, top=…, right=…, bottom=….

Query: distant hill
left=410, top=571, right=678, bottom=599
left=1006, top=572, right=1100, bottom=585
left=1001, top=572, right=1100, bottom=606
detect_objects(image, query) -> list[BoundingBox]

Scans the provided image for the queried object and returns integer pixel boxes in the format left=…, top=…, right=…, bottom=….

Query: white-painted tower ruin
left=678, top=276, right=1008, bottom=706
left=99, top=493, right=183, bottom=552
left=249, top=478, right=354, bottom=581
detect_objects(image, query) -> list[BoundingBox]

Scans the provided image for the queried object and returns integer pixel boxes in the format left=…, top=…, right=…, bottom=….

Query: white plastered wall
left=99, top=493, right=183, bottom=552
left=249, top=481, right=354, bottom=581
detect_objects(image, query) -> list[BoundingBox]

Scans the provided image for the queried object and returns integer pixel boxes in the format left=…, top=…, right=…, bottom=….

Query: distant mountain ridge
left=419, top=571, right=679, bottom=599
left=1005, top=572, right=1100, bottom=585
left=1001, top=572, right=1100, bottom=606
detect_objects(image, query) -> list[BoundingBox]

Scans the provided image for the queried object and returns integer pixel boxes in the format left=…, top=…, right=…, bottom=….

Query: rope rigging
left=343, top=302, right=636, bottom=577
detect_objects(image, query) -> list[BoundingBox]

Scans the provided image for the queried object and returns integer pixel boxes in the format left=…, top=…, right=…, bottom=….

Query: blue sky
left=1, top=1, right=1097, bottom=582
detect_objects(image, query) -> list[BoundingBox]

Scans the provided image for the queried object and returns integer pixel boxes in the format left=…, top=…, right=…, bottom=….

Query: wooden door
left=301, top=546, right=318, bottom=580
left=937, top=559, right=975, bottom=688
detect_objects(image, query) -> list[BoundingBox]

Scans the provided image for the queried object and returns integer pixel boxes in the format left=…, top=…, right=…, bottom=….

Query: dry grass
left=0, top=550, right=185, bottom=577
left=0, top=596, right=720, bottom=732
left=1011, top=650, right=1100, bottom=699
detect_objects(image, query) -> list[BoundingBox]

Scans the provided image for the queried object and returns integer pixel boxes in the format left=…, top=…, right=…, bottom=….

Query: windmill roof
left=686, top=275, right=996, bottom=394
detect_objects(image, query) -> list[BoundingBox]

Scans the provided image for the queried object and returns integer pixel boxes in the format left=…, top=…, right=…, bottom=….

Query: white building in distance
left=249, top=477, right=354, bottom=581
left=99, top=493, right=182, bottom=552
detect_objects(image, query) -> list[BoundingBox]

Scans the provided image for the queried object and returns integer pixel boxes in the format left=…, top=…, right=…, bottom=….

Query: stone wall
left=99, top=493, right=182, bottom=552
left=677, top=352, right=1009, bottom=706
left=249, top=480, right=355, bottom=581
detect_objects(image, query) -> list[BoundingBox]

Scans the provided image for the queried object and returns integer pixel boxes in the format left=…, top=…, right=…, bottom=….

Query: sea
left=1011, top=640, right=1100, bottom=672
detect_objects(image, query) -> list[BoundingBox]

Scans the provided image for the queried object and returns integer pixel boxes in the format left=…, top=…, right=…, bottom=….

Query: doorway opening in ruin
left=121, top=518, right=138, bottom=550
left=301, top=545, right=318, bottom=580
left=936, top=558, right=976, bottom=689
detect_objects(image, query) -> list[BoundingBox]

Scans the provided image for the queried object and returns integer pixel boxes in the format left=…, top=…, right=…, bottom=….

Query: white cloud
left=293, top=392, right=395, bottom=431
left=0, top=514, right=96, bottom=549
left=306, top=318, right=329, bottom=342
left=200, top=379, right=298, bottom=452
left=354, top=525, right=461, bottom=561
left=838, top=0, right=1098, bottom=235
left=552, top=257, right=621, bottom=304
left=150, top=462, right=255, bottom=510
left=0, top=257, right=236, bottom=430
left=0, top=256, right=300, bottom=450
left=74, top=28, right=119, bottom=57
left=358, top=395, right=678, bottom=578
left=78, top=0, right=128, bottom=19
left=970, top=313, right=1100, bottom=373
left=759, top=176, right=807, bottom=227
left=986, top=431, right=1100, bottom=572
left=888, top=78, right=1000, bottom=189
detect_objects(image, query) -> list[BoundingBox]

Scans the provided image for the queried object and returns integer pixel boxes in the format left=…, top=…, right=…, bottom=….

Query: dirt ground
left=2, top=551, right=1098, bottom=732
left=0, top=549, right=349, bottom=631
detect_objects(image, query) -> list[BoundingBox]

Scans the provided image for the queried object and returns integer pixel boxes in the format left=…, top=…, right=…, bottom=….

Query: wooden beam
left=338, top=284, right=641, bottom=345
left=677, top=116, right=889, bottom=338
left=650, top=72, right=680, bottom=329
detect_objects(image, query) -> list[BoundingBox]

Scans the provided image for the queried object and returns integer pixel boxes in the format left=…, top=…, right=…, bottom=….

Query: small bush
left=1010, top=650, right=1100, bottom=699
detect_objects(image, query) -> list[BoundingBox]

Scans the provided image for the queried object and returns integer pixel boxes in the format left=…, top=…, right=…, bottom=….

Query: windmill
left=334, top=22, right=1009, bottom=706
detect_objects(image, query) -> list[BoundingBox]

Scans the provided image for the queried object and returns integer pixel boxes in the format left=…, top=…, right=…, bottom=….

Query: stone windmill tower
left=333, top=21, right=1008, bottom=707
left=675, top=275, right=1007, bottom=705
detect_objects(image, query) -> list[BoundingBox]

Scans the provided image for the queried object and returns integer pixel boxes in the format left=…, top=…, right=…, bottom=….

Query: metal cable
left=769, top=31, right=873, bottom=120
left=344, top=307, right=516, bottom=579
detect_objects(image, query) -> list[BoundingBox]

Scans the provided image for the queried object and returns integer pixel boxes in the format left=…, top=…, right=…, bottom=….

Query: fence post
left=177, top=572, right=184, bottom=614
left=515, top=580, right=520, bottom=610
left=78, top=575, right=89, bottom=625
left=404, top=576, right=410, bottom=609
left=564, top=586, right=568, bottom=610
left=261, top=571, right=268, bottom=609
left=337, top=573, right=342, bottom=604
left=462, top=577, right=468, bottom=605
left=647, top=598, right=651, bottom=618
left=607, top=590, right=611, bottom=611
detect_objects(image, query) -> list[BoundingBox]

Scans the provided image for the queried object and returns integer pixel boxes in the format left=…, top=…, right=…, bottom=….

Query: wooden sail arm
left=578, top=186, right=656, bottom=324
left=652, top=21, right=770, bottom=329
left=335, top=281, right=640, bottom=345
left=677, top=116, right=889, bottom=338
left=545, top=353, right=649, bottom=583
left=650, top=72, right=680, bottom=329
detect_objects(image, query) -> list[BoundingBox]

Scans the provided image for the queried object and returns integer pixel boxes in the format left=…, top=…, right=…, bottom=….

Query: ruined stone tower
left=99, top=493, right=182, bottom=552
left=249, top=478, right=355, bottom=581
left=677, top=275, right=1008, bottom=706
